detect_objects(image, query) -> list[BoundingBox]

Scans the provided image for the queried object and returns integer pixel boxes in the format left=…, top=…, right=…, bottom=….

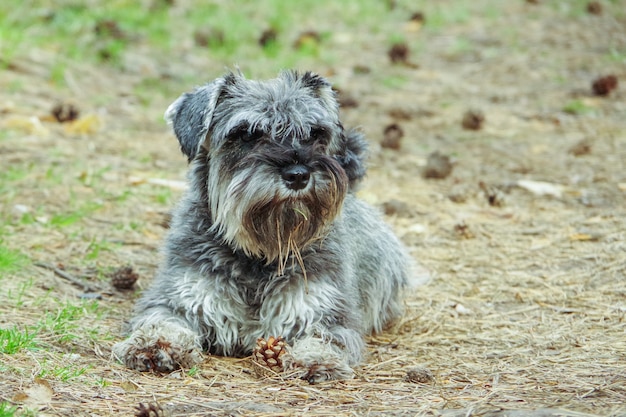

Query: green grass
left=423, top=4, right=471, bottom=31
left=607, top=48, right=626, bottom=63
left=2, top=0, right=623, bottom=80
left=0, top=165, right=32, bottom=200
left=0, top=244, right=29, bottom=274
left=546, top=0, right=625, bottom=19
left=563, top=99, right=594, bottom=115
left=94, top=377, right=112, bottom=388
left=85, top=239, right=116, bottom=261
left=0, top=326, right=38, bottom=354
left=382, top=74, right=409, bottom=89
left=0, top=1, right=171, bottom=63
left=0, top=402, right=18, bottom=417
left=36, top=300, right=102, bottom=343
left=49, top=201, right=103, bottom=228
left=0, top=0, right=422, bottom=76
left=187, top=365, right=200, bottom=377
left=153, top=188, right=173, bottom=205
left=6, top=278, right=35, bottom=308
left=0, top=298, right=110, bottom=355
left=39, top=364, right=91, bottom=382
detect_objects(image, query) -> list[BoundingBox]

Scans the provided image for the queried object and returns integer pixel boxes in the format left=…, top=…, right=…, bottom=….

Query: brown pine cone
left=406, top=366, right=435, bottom=384
left=110, top=266, right=139, bottom=290
left=592, top=75, right=618, bottom=96
left=135, top=402, right=170, bottom=417
left=51, top=102, right=80, bottom=123
left=252, top=336, right=288, bottom=375
left=462, top=109, right=485, bottom=130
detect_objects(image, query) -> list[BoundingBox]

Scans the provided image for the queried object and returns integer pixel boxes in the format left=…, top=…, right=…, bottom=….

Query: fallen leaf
left=454, top=303, right=472, bottom=315
left=406, top=223, right=426, bottom=234
left=12, top=392, right=29, bottom=402
left=569, top=233, right=602, bottom=241
left=65, top=114, right=102, bottom=135
left=4, top=115, right=49, bottom=137
left=18, top=378, right=54, bottom=409
left=516, top=179, right=564, bottom=198
left=121, top=380, right=140, bottom=392
left=570, top=233, right=592, bottom=241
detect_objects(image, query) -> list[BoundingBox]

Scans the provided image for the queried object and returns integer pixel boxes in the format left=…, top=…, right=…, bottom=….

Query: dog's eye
left=309, top=127, right=328, bottom=143
left=241, top=129, right=264, bottom=143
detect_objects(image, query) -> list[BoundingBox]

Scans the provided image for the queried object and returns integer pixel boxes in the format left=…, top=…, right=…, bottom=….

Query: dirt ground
left=1, top=1, right=625, bottom=416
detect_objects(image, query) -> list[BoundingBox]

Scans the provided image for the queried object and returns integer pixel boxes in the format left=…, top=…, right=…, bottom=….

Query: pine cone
left=252, top=336, right=288, bottom=375
left=135, top=402, right=170, bottom=417
left=462, top=109, right=485, bottom=130
left=406, top=366, right=434, bottom=384
left=51, top=102, right=80, bottom=123
left=110, top=266, right=139, bottom=290
left=592, top=75, right=618, bottom=96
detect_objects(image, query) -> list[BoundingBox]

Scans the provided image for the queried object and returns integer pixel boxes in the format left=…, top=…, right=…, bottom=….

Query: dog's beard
left=209, top=156, right=348, bottom=266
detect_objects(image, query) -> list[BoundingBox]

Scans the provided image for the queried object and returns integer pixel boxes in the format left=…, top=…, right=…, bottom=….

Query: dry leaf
left=516, top=179, right=564, bottom=198
left=18, top=378, right=54, bottom=409
left=65, top=114, right=102, bottom=135
left=12, top=392, right=29, bottom=402
left=570, top=233, right=592, bottom=241
left=4, top=115, right=49, bottom=137
left=569, top=233, right=602, bottom=242
left=454, top=303, right=472, bottom=315
left=121, top=380, right=140, bottom=392
left=402, top=223, right=426, bottom=236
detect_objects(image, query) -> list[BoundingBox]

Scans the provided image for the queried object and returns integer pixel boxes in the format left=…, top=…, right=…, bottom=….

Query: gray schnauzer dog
left=113, top=70, right=409, bottom=383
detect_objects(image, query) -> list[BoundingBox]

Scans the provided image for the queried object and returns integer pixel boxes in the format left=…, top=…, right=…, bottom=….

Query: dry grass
left=1, top=0, right=626, bottom=416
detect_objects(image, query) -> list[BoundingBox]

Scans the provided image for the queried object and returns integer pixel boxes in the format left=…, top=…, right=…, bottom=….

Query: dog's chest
left=192, top=263, right=333, bottom=355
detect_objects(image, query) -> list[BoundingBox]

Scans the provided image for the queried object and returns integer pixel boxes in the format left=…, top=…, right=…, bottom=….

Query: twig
left=34, top=262, right=100, bottom=293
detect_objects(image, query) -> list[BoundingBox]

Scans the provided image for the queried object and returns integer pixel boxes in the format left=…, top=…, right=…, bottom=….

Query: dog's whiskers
left=289, top=231, right=309, bottom=294
left=276, top=217, right=287, bottom=276
left=275, top=215, right=309, bottom=294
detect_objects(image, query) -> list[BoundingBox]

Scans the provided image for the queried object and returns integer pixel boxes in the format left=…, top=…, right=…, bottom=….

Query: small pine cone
left=51, top=102, right=80, bottom=123
left=406, top=366, right=434, bottom=384
left=462, top=109, right=485, bottom=130
left=110, top=266, right=139, bottom=290
left=252, top=336, right=288, bottom=376
left=592, top=75, right=618, bottom=96
left=423, top=151, right=453, bottom=179
left=135, top=402, right=170, bottom=417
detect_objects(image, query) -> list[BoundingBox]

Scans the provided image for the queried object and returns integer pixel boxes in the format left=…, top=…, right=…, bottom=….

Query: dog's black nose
left=281, top=164, right=310, bottom=190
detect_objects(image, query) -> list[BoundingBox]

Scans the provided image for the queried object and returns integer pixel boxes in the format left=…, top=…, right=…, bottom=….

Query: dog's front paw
left=113, top=326, right=203, bottom=372
left=116, top=338, right=202, bottom=372
left=281, top=337, right=355, bottom=383
left=283, top=354, right=354, bottom=383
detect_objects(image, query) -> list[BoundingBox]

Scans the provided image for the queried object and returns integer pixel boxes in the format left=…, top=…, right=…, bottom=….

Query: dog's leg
left=112, top=308, right=203, bottom=372
left=281, top=325, right=363, bottom=383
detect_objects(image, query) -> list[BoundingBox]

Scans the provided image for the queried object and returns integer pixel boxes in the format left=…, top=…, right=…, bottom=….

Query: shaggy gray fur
left=112, top=70, right=409, bottom=383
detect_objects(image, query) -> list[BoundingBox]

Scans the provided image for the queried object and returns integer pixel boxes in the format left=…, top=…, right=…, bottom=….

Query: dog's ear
left=300, top=71, right=338, bottom=112
left=336, top=127, right=368, bottom=190
left=299, top=71, right=331, bottom=91
left=164, top=77, right=229, bottom=161
left=281, top=70, right=338, bottom=113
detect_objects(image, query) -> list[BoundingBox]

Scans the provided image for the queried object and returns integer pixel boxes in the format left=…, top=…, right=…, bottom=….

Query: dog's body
left=113, top=71, right=409, bottom=382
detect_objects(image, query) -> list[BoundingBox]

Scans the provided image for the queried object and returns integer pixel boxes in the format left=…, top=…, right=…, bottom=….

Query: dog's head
left=165, top=70, right=366, bottom=262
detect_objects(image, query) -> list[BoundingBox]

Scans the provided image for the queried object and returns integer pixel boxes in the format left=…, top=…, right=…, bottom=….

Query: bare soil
left=1, top=1, right=625, bottom=416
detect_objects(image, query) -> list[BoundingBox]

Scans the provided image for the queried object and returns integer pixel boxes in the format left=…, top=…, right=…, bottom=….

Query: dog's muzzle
left=281, top=164, right=311, bottom=191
